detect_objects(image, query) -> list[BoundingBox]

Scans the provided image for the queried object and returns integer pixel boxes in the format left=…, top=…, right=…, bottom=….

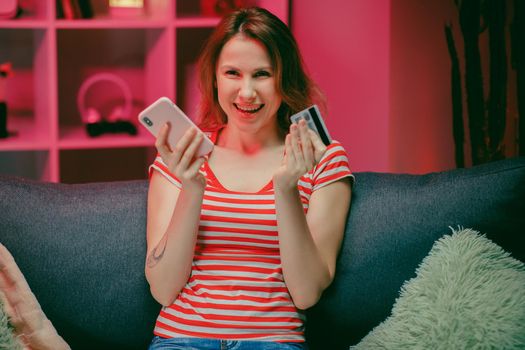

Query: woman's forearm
left=145, top=188, right=203, bottom=306
left=274, top=186, right=332, bottom=310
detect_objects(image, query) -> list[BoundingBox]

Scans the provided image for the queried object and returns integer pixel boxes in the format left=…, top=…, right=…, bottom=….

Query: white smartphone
left=138, top=97, right=214, bottom=157
left=289, top=105, right=332, bottom=146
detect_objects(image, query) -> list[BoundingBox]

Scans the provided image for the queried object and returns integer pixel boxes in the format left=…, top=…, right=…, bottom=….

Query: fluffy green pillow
left=351, top=228, right=525, bottom=349
left=0, top=299, right=21, bottom=350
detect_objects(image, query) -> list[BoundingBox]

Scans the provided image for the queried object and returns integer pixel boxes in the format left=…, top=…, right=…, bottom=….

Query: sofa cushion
left=0, top=178, right=160, bottom=350
left=351, top=228, right=525, bottom=350
left=305, top=157, right=525, bottom=349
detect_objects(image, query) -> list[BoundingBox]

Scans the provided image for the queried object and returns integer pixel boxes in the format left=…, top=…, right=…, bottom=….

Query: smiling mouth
left=234, top=103, right=264, bottom=114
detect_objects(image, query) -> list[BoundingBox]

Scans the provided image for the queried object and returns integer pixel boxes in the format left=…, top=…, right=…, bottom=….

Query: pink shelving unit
left=0, top=0, right=289, bottom=183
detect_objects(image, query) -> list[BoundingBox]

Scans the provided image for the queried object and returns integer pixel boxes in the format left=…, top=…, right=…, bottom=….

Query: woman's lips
left=234, top=103, right=264, bottom=114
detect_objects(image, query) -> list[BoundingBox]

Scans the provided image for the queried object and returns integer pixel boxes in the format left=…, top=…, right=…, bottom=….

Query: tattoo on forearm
left=147, top=234, right=168, bottom=268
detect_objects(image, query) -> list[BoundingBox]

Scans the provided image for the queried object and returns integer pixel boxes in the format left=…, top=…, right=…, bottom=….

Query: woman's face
left=215, top=34, right=282, bottom=136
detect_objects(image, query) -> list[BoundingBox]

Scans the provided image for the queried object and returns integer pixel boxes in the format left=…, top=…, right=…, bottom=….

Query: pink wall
left=291, top=0, right=391, bottom=172
left=292, top=0, right=511, bottom=174
left=389, top=1, right=457, bottom=173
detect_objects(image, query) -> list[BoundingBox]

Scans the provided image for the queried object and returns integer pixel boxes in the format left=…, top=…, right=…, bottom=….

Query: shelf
left=0, top=0, right=289, bottom=183
left=0, top=117, right=51, bottom=151
left=174, top=17, right=221, bottom=28
left=59, top=147, right=155, bottom=184
left=0, top=20, right=49, bottom=29
left=0, top=1, right=50, bottom=22
left=0, top=27, right=54, bottom=152
left=56, top=28, right=157, bottom=128
left=54, top=18, right=169, bottom=29
left=58, top=125, right=155, bottom=150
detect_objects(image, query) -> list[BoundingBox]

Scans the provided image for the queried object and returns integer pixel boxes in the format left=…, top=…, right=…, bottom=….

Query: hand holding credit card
left=289, top=105, right=332, bottom=146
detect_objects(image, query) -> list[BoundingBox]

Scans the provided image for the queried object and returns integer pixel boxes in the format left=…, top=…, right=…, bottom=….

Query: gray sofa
left=1, top=157, right=524, bottom=349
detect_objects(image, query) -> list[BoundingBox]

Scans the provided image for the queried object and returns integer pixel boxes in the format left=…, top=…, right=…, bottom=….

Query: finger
left=0, top=288, right=33, bottom=330
left=298, top=120, right=314, bottom=168
left=0, top=289, right=18, bottom=324
left=308, top=129, right=327, bottom=162
left=290, top=124, right=304, bottom=165
left=0, top=246, right=42, bottom=325
left=0, top=243, right=17, bottom=270
left=307, top=128, right=325, bottom=147
left=186, top=157, right=206, bottom=177
left=0, top=244, right=31, bottom=292
left=177, top=130, right=203, bottom=170
left=177, top=127, right=198, bottom=150
left=284, top=133, right=295, bottom=166
left=17, top=307, right=46, bottom=335
left=2, top=287, right=50, bottom=344
left=164, top=127, right=198, bottom=170
left=22, top=322, right=67, bottom=350
left=155, top=123, right=172, bottom=161
left=0, top=282, right=41, bottom=322
left=172, top=127, right=199, bottom=163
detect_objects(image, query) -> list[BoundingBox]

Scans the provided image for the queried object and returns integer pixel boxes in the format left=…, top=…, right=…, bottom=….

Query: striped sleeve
left=149, top=154, right=182, bottom=189
left=311, top=141, right=354, bottom=192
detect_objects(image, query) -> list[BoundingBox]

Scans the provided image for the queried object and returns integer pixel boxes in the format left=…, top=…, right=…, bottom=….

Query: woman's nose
left=239, top=79, right=256, bottom=100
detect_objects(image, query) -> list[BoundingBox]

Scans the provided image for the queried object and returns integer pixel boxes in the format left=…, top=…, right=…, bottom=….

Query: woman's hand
left=155, top=123, right=209, bottom=192
left=0, top=244, right=70, bottom=350
left=273, top=119, right=327, bottom=191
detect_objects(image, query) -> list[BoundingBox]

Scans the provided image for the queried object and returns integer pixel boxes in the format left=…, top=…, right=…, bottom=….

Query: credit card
left=289, top=105, right=332, bottom=146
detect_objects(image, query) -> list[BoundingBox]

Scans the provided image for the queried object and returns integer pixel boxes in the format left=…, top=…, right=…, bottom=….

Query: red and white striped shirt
left=149, top=134, right=353, bottom=342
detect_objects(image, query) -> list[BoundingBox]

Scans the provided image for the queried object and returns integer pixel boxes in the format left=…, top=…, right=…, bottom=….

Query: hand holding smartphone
left=138, top=97, right=214, bottom=157
left=289, top=105, right=332, bottom=146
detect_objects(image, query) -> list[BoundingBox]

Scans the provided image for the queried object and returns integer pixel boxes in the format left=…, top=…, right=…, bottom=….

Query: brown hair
left=197, top=7, right=324, bottom=132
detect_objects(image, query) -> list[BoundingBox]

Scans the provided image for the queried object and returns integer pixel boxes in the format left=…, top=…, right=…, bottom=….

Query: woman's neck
left=216, top=125, right=284, bottom=155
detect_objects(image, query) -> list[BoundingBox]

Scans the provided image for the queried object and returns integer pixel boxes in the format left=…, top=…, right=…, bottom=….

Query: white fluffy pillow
left=351, top=228, right=525, bottom=349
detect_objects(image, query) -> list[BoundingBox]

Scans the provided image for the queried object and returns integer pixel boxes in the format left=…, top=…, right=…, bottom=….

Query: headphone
left=77, top=72, right=136, bottom=137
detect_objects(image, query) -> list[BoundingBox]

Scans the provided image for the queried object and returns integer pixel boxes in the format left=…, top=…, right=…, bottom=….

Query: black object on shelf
left=77, top=0, right=94, bottom=19
left=85, top=120, right=137, bottom=138
left=0, top=102, right=8, bottom=138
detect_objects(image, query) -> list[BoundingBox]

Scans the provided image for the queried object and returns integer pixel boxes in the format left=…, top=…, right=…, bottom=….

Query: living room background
left=0, top=0, right=519, bottom=182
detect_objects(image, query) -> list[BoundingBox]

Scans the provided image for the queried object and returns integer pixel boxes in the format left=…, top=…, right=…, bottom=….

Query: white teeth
left=239, top=107, right=258, bottom=112
left=235, top=104, right=263, bottom=113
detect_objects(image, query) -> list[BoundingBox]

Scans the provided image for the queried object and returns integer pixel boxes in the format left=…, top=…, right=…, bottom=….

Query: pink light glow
left=292, top=0, right=391, bottom=172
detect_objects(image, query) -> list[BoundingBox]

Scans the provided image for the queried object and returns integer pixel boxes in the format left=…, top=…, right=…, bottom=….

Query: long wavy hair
left=197, top=7, right=325, bottom=133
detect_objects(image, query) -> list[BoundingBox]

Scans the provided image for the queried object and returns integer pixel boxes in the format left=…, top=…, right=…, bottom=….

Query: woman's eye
left=254, top=71, right=271, bottom=78
left=225, top=70, right=239, bottom=76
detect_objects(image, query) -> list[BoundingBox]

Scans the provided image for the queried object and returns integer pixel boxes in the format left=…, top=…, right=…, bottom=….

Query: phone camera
left=142, top=116, right=153, bottom=126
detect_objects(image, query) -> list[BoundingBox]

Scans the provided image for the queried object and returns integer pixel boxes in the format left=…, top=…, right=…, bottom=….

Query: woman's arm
left=274, top=179, right=351, bottom=310
left=145, top=173, right=204, bottom=306
left=273, top=120, right=352, bottom=309
left=145, top=125, right=208, bottom=306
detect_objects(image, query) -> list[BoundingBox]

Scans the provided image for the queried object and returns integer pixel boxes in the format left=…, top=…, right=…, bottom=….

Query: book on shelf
left=58, top=0, right=93, bottom=19
left=77, top=0, right=94, bottom=18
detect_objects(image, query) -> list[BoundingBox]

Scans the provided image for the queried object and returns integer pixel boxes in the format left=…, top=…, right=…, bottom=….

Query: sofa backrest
left=0, top=178, right=157, bottom=350
left=1, top=157, right=524, bottom=350
left=305, top=157, right=525, bottom=349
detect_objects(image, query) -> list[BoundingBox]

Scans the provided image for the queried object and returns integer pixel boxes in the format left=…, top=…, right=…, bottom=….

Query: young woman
left=145, top=7, right=353, bottom=350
